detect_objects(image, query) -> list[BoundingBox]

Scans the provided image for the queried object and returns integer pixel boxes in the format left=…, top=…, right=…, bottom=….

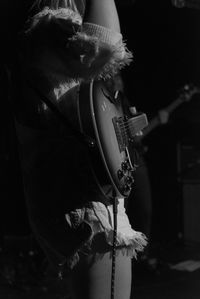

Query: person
left=7, top=1, right=147, bottom=298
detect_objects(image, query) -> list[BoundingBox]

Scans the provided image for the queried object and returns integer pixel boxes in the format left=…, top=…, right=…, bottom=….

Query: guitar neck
left=142, top=116, right=160, bottom=138
left=172, top=0, right=200, bottom=9
left=142, top=96, right=184, bottom=138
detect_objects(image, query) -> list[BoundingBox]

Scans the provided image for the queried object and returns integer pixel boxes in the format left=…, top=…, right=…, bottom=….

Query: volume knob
left=126, top=176, right=134, bottom=185
left=117, top=169, right=124, bottom=180
left=121, top=161, right=128, bottom=171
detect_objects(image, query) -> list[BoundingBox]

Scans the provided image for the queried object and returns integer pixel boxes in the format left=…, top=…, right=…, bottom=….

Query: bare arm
left=84, top=0, right=121, bottom=33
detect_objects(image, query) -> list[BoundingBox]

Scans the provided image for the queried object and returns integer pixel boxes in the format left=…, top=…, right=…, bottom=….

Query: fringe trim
left=63, top=228, right=147, bottom=271
left=24, top=7, right=82, bottom=34
left=66, top=32, right=133, bottom=81
left=97, top=43, right=133, bottom=80
left=104, top=229, right=148, bottom=259
left=21, top=7, right=133, bottom=82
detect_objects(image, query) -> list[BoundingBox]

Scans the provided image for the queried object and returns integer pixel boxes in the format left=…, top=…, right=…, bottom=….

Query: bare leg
left=69, top=251, right=132, bottom=299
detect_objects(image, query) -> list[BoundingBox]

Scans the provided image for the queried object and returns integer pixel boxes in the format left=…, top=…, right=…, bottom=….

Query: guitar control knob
left=121, top=162, right=128, bottom=171
left=122, top=184, right=131, bottom=194
left=126, top=176, right=134, bottom=185
left=117, top=169, right=124, bottom=180
left=124, top=160, right=131, bottom=171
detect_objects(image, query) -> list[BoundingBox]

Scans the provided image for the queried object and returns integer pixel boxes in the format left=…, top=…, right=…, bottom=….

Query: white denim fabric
left=65, top=198, right=147, bottom=261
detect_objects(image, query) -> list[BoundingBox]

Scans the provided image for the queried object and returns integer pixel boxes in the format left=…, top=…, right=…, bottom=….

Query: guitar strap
left=111, top=193, right=118, bottom=299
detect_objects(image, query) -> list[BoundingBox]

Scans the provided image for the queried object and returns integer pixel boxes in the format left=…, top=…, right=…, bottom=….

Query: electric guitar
left=172, top=0, right=200, bottom=10
left=77, top=80, right=148, bottom=198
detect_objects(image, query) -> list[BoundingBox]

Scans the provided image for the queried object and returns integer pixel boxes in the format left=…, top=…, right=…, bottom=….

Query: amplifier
left=177, top=143, right=200, bottom=183
left=183, top=184, right=200, bottom=243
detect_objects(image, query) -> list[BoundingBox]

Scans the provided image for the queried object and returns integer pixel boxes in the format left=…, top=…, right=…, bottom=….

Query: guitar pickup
left=113, top=113, right=148, bottom=152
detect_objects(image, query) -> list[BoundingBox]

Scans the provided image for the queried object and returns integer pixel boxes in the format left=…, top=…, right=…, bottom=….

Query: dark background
left=118, top=0, right=200, bottom=243
left=1, top=0, right=200, bottom=245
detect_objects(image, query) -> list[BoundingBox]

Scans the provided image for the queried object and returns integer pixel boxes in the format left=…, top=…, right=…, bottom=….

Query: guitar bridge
left=113, top=117, right=128, bottom=152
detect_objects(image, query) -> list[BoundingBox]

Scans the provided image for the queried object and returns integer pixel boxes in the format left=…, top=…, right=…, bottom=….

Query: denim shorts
left=32, top=198, right=147, bottom=273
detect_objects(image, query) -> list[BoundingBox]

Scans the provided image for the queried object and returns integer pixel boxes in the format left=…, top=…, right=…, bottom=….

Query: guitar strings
left=119, top=121, right=145, bottom=129
left=119, top=121, right=145, bottom=133
left=119, top=126, right=142, bottom=136
left=119, top=118, right=145, bottom=127
left=118, top=126, right=140, bottom=140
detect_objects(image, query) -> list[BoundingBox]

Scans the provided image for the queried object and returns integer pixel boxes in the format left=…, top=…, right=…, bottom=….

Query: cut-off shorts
left=34, top=197, right=147, bottom=273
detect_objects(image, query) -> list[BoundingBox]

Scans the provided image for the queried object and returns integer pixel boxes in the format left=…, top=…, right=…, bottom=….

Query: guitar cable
left=111, top=194, right=118, bottom=299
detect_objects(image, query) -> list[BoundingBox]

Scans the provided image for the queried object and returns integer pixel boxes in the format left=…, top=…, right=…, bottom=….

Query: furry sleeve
left=67, top=22, right=133, bottom=80
left=20, top=7, right=133, bottom=81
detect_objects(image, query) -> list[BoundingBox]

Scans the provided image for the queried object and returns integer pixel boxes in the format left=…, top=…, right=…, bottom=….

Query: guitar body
left=77, top=80, right=148, bottom=198
left=72, top=80, right=198, bottom=199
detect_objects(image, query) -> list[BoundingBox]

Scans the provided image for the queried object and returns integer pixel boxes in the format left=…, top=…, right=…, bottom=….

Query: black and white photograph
left=0, top=0, right=200, bottom=298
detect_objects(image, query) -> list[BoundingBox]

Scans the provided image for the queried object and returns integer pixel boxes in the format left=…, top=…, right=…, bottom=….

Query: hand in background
left=158, top=109, right=169, bottom=125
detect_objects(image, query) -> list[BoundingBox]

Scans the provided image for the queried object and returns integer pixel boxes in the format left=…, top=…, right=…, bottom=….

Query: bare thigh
left=69, top=251, right=132, bottom=299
